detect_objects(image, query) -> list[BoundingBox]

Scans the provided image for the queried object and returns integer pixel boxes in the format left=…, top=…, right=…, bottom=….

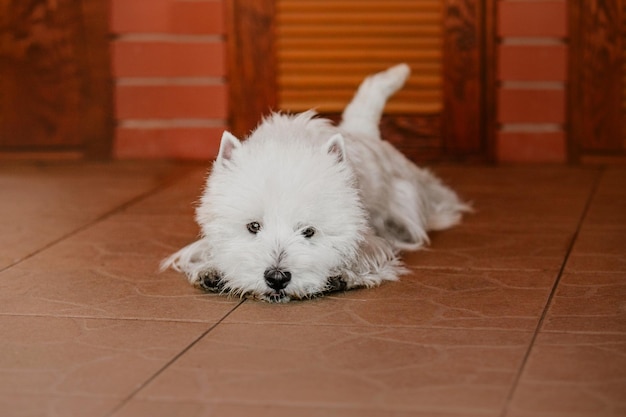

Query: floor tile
left=131, top=323, right=531, bottom=415
left=113, top=398, right=495, bottom=417
left=542, top=272, right=626, bottom=333
left=0, top=215, right=240, bottom=322
left=432, top=166, right=598, bottom=196
left=0, top=394, right=119, bottom=417
left=0, top=161, right=192, bottom=270
left=431, top=166, right=598, bottom=231
left=1, top=163, right=619, bottom=417
left=225, top=268, right=556, bottom=331
left=564, top=228, right=626, bottom=273
left=564, top=166, right=626, bottom=272
left=506, top=332, right=626, bottom=417
left=403, top=226, right=574, bottom=271
left=0, top=316, right=209, bottom=416
left=121, top=167, right=207, bottom=216
left=583, top=186, right=626, bottom=229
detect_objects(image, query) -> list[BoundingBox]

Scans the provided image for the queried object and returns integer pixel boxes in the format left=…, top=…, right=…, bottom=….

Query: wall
left=496, top=0, right=568, bottom=163
left=110, top=0, right=227, bottom=159
left=109, top=0, right=570, bottom=163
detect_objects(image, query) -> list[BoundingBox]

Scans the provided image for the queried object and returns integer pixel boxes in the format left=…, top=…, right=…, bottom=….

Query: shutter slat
left=281, top=50, right=441, bottom=62
left=277, top=0, right=443, bottom=114
left=279, top=25, right=441, bottom=38
left=279, top=13, right=441, bottom=25
left=281, top=75, right=441, bottom=89
left=279, top=62, right=442, bottom=74
left=278, top=1, right=441, bottom=13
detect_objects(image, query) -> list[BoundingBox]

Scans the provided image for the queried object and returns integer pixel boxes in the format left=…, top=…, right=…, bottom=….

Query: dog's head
left=195, top=113, right=368, bottom=302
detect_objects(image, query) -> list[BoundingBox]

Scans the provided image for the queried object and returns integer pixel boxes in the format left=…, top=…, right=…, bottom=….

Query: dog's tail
left=340, top=63, right=410, bottom=136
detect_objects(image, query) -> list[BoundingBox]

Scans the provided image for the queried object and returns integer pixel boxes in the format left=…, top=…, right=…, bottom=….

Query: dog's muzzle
left=264, top=268, right=292, bottom=291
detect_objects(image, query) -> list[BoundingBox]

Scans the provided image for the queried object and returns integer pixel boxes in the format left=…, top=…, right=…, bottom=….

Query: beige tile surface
left=543, top=272, right=626, bottom=333
left=112, top=399, right=494, bottom=417
left=123, top=324, right=530, bottom=415
left=506, top=333, right=626, bottom=417
left=0, top=215, right=240, bottom=321
left=0, top=161, right=197, bottom=269
left=1, top=163, right=625, bottom=417
left=0, top=316, right=209, bottom=416
left=224, top=268, right=556, bottom=331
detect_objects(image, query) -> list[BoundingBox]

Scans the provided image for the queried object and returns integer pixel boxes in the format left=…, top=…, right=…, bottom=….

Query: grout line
left=500, top=123, right=563, bottom=133
left=500, top=37, right=566, bottom=46
left=500, top=81, right=565, bottom=90
left=116, top=77, right=226, bottom=86
left=0, top=166, right=200, bottom=275
left=115, top=33, right=225, bottom=43
left=499, top=167, right=605, bottom=417
left=118, top=118, right=227, bottom=129
left=105, top=299, right=247, bottom=417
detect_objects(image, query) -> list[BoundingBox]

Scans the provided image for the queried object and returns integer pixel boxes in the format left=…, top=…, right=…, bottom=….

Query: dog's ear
left=217, top=131, right=242, bottom=164
left=323, top=133, right=346, bottom=162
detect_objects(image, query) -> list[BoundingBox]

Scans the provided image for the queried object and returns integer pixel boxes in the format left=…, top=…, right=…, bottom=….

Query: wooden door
left=226, top=0, right=495, bottom=162
left=568, top=0, right=626, bottom=163
left=0, top=0, right=112, bottom=158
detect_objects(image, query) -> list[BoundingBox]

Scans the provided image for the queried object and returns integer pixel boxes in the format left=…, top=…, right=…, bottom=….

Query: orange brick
left=114, top=127, right=223, bottom=159
left=497, top=131, right=566, bottom=163
left=498, top=88, right=565, bottom=124
left=499, top=1, right=567, bottom=37
left=115, top=85, right=228, bottom=119
left=498, top=44, right=567, bottom=81
left=112, top=0, right=225, bottom=34
left=112, top=41, right=226, bottom=77
left=172, top=1, right=225, bottom=34
left=111, top=0, right=169, bottom=33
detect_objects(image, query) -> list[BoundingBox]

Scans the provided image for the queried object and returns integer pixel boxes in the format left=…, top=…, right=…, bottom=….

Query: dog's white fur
left=162, top=64, right=471, bottom=302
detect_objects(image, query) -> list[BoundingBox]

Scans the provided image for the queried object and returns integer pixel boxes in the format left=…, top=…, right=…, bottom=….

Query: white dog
left=162, top=64, right=470, bottom=302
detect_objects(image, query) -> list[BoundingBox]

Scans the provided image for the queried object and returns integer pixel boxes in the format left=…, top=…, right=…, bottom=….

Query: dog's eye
left=246, top=221, right=261, bottom=234
left=302, top=227, right=316, bottom=238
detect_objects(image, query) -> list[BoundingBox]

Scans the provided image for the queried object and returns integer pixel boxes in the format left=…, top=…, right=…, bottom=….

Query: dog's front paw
left=194, top=270, right=224, bottom=293
left=325, top=275, right=348, bottom=294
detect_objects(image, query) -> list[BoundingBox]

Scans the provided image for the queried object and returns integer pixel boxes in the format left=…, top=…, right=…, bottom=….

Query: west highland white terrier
left=162, top=64, right=471, bottom=302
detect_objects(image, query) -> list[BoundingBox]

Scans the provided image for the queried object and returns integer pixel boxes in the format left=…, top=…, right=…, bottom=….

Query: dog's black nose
left=264, top=268, right=292, bottom=290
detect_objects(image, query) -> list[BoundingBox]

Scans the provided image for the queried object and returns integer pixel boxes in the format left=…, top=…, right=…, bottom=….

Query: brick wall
left=109, top=1, right=570, bottom=163
left=111, top=0, right=227, bottom=159
left=496, top=0, right=568, bottom=163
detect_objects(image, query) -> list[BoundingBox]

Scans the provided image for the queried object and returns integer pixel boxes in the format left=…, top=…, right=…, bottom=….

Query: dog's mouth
left=260, top=275, right=347, bottom=303
left=197, top=271, right=347, bottom=303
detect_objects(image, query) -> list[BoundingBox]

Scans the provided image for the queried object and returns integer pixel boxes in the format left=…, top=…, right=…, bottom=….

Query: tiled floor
left=1, top=161, right=624, bottom=417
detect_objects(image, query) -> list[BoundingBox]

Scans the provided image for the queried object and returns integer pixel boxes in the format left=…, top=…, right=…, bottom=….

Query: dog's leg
left=337, top=233, right=406, bottom=290
left=340, top=63, right=410, bottom=136
left=415, top=168, right=474, bottom=231
left=160, top=238, right=222, bottom=290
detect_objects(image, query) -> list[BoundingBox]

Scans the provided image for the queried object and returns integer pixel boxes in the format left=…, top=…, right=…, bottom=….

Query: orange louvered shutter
left=275, top=0, right=444, bottom=115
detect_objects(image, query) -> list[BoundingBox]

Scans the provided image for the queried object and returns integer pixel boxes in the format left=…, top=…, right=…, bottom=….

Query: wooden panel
left=0, top=0, right=112, bottom=157
left=442, top=0, right=487, bottom=154
left=226, top=0, right=277, bottom=137
left=569, top=0, right=624, bottom=160
left=276, top=0, right=443, bottom=114
left=80, top=0, right=114, bottom=158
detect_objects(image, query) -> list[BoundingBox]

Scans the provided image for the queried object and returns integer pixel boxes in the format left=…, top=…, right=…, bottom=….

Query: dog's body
left=162, top=64, right=470, bottom=302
